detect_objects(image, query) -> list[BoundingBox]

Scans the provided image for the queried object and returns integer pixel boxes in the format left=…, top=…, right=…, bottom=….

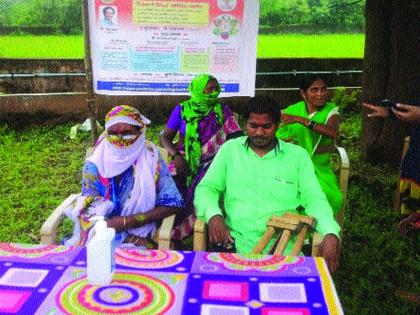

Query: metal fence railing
left=0, top=69, right=362, bottom=79
left=0, top=70, right=363, bottom=95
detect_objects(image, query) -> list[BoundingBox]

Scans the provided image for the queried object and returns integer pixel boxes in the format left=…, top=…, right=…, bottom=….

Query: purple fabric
left=185, top=105, right=233, bottom=205
left=168, top=104, right=243, bottom=241
left=166, top=105, right=186, bottom=137
left=171, top=105, right=235, bottom=239
left=0, top=243, right=343, bottom=314
left=198, top=105, right=233, bottom=145
left=166, top=104, right=233, bottom=141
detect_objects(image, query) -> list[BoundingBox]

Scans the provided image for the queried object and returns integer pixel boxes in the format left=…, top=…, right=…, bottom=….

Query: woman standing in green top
left=276, top=74, right=343, bottom=214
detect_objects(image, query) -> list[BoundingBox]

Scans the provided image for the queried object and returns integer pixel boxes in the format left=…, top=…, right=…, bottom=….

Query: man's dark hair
left=246, top=95, right=280, bottom=124
left=103, top=6, right=115, bottom=15
left=300, top=73, right=328, bottom=92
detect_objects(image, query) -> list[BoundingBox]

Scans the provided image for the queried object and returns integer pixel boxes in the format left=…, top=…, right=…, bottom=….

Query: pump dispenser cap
left=89, top=216, right=107, bottom=230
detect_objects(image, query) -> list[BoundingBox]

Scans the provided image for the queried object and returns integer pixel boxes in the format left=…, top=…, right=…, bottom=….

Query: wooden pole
left=82, top=0, right=98, bottom=145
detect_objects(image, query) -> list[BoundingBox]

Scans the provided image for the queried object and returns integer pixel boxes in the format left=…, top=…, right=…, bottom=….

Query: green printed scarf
left=181, top=74, right=223, bottom=184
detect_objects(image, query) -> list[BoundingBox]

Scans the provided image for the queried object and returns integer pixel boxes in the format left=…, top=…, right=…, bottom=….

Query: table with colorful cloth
left=0, top=242, right=343, bottom=315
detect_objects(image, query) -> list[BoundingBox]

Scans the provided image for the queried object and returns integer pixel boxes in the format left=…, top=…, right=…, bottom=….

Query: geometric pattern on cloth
left=261, top=308, right=311, bottom=315
left=200, top=304, right=250, bottom=315
left=192, top=252, right=311, bottom=277
left=202, top=280, right=249, bottom=301
left=0, top=289, right=32, bottom=313
left=35, top=267, right=188, bottom=315
left=259, top=283, right=307, bottom=303
left=0, top=243, right=82, bottom=265
left=0, top=268, right=49, bottom=287
left=0, top=243, right=343, bottom=315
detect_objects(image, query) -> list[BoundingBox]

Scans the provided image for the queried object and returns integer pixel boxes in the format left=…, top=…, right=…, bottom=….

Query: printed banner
left=89, top=0, right=259, bottom=96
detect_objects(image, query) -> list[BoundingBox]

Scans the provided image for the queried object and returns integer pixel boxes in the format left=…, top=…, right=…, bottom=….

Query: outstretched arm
left=391, top=103, right=420, bottom=123
left=281, top=113, right=339, bottom=139
left=363, top=102, right=390, bottom=118
left=107, top=206, right=180, bottom=232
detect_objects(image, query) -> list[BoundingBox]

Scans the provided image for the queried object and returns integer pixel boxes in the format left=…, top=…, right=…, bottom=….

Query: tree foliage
left=0, top=0, right=365, bottom=35
left=260, top=0, right=365, bottom=33
left=0, top=0, right=82, bottom=34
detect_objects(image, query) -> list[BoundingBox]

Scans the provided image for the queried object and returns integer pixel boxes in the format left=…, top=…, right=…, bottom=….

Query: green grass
left=258, top=34, right=365, bottom=58
left=0, top=124, right=87, bottom=242
left=0, top=35, right=84, bottom=59
left=0, top=111, right=418, bottom=314
left=0, top=33, right=365, bottom=59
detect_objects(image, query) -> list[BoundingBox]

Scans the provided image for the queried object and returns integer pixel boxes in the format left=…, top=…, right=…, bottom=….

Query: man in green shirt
left=194, top=95, right=341, bottom=272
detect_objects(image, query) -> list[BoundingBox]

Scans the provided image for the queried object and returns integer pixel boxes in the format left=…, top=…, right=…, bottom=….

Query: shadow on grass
left=0, top=111, right=81, bottom=130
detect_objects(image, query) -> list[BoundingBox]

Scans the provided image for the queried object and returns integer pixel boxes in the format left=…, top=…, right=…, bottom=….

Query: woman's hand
left=106, top=216, right=125, bottom=232
left=107, top=214, right=148, bottom=232
left=281, top=113, right=303, bottom=125
left=363, top=102, right=389, bottom=118
left=391, top=103, right=420, bottom=123
left=173, top=154, right=190, bottom=176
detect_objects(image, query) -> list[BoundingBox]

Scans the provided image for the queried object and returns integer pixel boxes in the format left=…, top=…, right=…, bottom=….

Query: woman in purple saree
left=160, top=74, right=243, bottom=241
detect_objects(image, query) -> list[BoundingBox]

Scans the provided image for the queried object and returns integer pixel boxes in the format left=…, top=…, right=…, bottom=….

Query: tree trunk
left=361, top=0, right=420, bottom=165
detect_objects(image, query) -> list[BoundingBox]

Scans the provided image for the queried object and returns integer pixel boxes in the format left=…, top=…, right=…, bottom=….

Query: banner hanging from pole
left=88, top=0, right=259, bottom=96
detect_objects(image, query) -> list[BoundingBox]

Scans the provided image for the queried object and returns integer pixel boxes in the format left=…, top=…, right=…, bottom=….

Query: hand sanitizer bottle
left=87, top=216, right=116, bottom=285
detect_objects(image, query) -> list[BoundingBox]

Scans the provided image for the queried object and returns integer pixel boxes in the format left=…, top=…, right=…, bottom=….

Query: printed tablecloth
left=0, top=242, right=343, bottom=314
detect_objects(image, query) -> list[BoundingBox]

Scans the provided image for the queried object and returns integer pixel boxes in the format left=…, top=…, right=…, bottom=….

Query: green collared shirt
left=194, top=136, right=340, bottom=254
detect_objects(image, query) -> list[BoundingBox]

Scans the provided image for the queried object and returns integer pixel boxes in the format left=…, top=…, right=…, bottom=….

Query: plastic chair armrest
left=193, top=217, right=207, bottom=251
left=40, top=193, right=81, bottom=244
left=335, top=145, right=350, bottom=171
left=335, top=145, right=350, bottom=228
left=156, top=214, right=176, bottom=250
left=311, top=232, right=323, bottom=256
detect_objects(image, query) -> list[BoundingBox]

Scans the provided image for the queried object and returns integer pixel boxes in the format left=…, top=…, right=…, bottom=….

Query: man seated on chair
left=194, top=96, right=341, bottom=272
left=64, top=105, right=184, bottom=249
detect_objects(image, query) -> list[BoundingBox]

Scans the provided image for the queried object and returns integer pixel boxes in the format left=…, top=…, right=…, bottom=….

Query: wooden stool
left=252, top=213, right=316, bottom=255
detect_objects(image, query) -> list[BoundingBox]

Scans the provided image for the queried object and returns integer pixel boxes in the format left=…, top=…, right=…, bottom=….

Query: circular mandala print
left=116, top=249, right=184, bottom=269
left=56, top=272, right=174, bottom=314
left=205, top=253, right=303, bottom=272
left=0, top=243, right=72, bottom=259
left=213, top=14, right=239, bottom=39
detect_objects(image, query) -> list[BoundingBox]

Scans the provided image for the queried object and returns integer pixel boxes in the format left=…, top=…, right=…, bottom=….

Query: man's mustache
left=250, top=136, right=266, bottom=140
